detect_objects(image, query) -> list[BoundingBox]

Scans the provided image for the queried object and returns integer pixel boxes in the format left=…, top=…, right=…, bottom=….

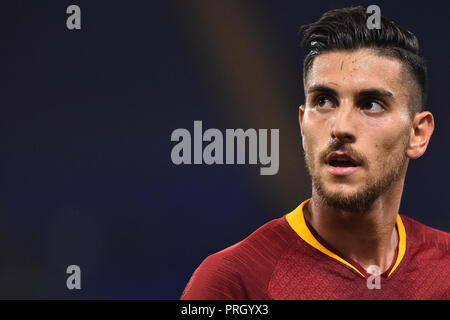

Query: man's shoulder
left=214, top=215, right=298, bottom=261
left=401, top=214, right=450, bottom=253
left=181, top=216, right=299, bottom=299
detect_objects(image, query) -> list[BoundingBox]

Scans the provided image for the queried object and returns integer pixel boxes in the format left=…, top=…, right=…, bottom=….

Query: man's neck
left=305, top=184, right=404, bottom=274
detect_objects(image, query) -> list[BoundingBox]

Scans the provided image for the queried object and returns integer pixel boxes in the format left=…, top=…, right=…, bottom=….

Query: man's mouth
left=325, top=152, right=361, bottom=176
left=328, top=159, right=358, bottom=167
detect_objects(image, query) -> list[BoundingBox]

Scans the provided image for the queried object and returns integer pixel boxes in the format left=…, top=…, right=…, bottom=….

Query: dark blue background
left=0, top=0, right=448, bottom=298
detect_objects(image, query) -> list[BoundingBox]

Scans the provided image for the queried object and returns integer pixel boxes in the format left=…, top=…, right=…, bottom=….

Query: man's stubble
left=304, top=135, right=409, bottom=213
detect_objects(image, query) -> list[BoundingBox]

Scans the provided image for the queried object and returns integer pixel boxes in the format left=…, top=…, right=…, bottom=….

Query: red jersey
left=181, top=199, right=450, bottom=299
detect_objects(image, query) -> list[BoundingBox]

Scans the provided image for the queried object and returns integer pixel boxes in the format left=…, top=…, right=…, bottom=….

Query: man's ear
left=406, top=111, right=434, bottom=159
left=299, top=105, right=306, bottom=137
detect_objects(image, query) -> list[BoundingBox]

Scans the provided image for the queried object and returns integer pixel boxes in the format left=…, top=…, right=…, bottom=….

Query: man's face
left=300, top=49, right=414, bottom=212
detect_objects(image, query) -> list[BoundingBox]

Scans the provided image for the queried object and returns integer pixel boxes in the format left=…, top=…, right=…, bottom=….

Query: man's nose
left=330, top=104, right=356, bottom=143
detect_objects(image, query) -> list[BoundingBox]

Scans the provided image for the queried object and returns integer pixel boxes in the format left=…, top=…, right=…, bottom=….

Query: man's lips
left=326, top=151, right=361, bottom=165
left=326, top=164, right=360, bottom=176
left=325, top=151, right=361, bottom=176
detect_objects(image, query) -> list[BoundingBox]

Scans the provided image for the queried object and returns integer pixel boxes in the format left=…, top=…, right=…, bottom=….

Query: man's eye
left=315, top=97, right=334, bottom=109
left=362, top=101, right=384, bottom=112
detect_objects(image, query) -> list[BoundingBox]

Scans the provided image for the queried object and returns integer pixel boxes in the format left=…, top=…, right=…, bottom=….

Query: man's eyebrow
left=358, top=88, right=394, bottom=99
left=307, top=85, right=338, bottom=95
left=306, top=86, right=394, bottom=99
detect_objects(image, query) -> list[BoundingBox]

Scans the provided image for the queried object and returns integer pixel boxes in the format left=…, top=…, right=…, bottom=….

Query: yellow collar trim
left=286, top=199, right=406, bottom=278
left=389, top=214, right=406, bottom=277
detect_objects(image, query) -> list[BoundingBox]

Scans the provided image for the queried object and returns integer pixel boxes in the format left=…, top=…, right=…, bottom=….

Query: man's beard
left=305, top=139, right=408, bottom=213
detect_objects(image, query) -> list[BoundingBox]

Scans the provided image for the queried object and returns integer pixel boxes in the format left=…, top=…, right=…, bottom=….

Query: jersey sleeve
left=180, top=251, right=249, bottom=300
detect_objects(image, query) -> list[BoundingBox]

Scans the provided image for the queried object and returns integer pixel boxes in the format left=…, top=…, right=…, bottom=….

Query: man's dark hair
left=301, top=6, right=427, bottom=114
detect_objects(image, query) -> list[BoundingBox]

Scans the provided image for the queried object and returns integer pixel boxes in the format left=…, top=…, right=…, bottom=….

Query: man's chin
left=320, top=181, right=362, bottom=196
left=319, top=193, right=374, bottom=212
left=314, top=184, right=378, bottom=212
left=319, top=189, right=361, bottom=204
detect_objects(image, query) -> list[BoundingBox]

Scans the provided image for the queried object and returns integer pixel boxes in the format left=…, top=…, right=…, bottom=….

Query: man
left=181, top=7, right=449, bottom=299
